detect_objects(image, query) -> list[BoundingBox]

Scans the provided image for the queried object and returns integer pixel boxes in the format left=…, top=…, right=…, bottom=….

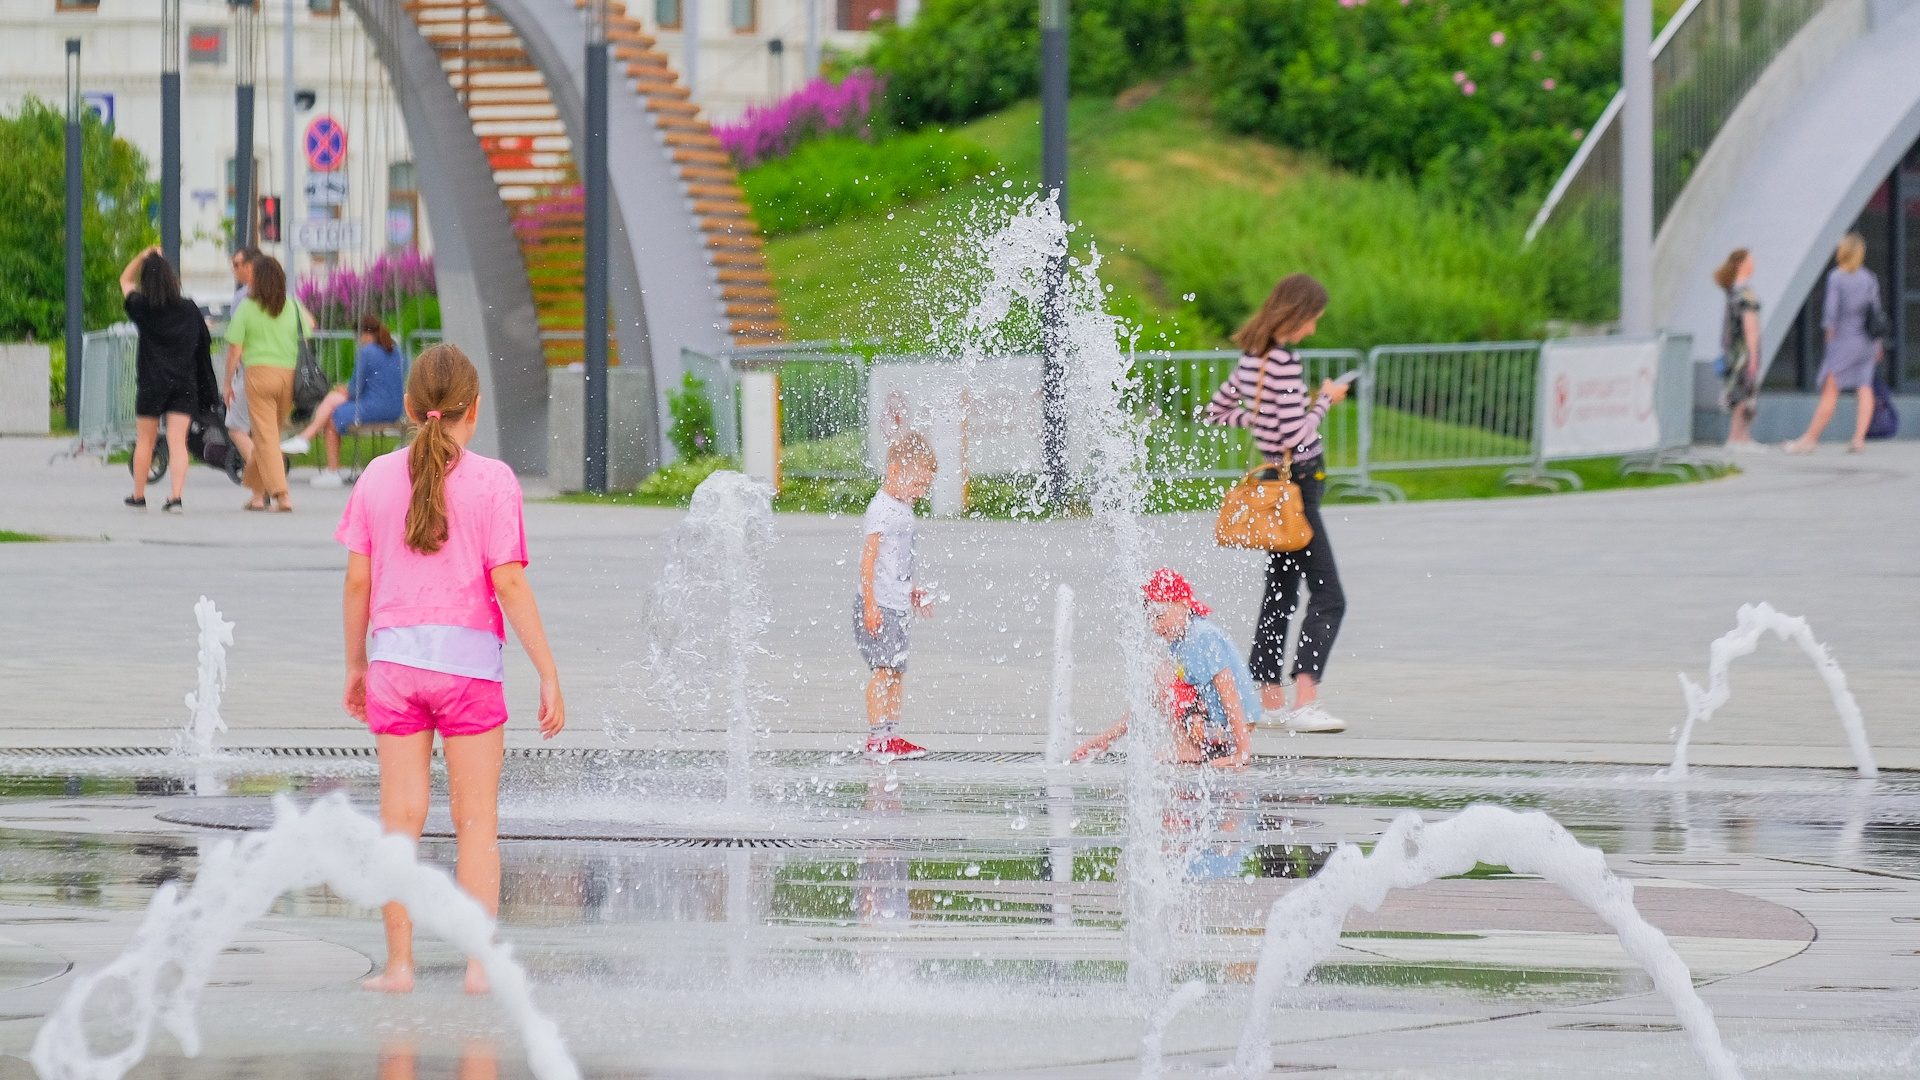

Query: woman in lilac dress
left=1787, top=233, right=1886, bottom=454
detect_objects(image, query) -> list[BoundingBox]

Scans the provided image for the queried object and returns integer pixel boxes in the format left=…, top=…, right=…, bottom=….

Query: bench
left=342, top=422, right=409, bottom=482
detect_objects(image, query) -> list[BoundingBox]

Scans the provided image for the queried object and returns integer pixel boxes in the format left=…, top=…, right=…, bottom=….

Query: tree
left=0, top=97, right=159, bottom=342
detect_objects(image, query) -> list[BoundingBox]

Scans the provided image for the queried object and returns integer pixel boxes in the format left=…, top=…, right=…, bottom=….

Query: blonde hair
left=887, top=430, right=937, bottom=473
left=1233, top=273, right=1329, bottom=355
left=403, top=344, right=482, bottom=555
left=1712, top=248, right=1750, bottom=291
left=1836, top=232, right=1867, bottom=273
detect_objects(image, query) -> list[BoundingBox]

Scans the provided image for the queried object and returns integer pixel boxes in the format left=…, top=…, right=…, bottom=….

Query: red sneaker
left=863, top=736, right=928, bottom=761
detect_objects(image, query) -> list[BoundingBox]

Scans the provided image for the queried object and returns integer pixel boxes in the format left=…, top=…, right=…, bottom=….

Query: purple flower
left=1490, top=30, right=1506, bottom=46
left=713, top=68, right=882, bottom=168
left=1462, top=81, right=1476, bottom=95
left=1453, top=70, right=1467, bottom=84
left=296, top=250, right=437, bottom=328
left=1542, top=77, right=1556, bottom=90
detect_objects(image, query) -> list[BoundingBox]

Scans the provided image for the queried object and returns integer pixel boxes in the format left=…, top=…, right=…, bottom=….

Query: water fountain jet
left=1140, top=805, right=1744, bottom=1080
left=29, top=793, right=579, bottom=1080
left=175, top=596, right=232, bottom=759
left=1666, top=602, right=1876, bottom=779
left=640, top=470, right=776, bottom=807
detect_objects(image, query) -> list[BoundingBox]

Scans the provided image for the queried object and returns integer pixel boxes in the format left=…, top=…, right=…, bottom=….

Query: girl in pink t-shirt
left=337, top=343, right=565, bottom=995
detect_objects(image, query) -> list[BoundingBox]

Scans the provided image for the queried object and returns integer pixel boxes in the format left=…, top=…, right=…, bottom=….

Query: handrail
left=1525, top=0, right=1705, bottom=244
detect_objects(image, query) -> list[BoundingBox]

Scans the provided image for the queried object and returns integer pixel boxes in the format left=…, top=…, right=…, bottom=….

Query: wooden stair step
left=664, top=131, right=723, bottom=149
left=722, top=285, right=779, bottom=301
left=709, top=251, right=767, bottom=267
left=700, top=216, right=759, bottom=233
left=705, top=233, right=764, bottom=250
left=687, top=182, right=746, bottom=200
left=716, top=268, right=774, bottom=284
left=646, top=95, right=698, bottom=113
left=692, top=199, right=752, bottom=216
left=678, top=164, right=737, bottom=183
left=725, top=302, right=783, bottom=318
left=673, top=148, right=732, bottom=166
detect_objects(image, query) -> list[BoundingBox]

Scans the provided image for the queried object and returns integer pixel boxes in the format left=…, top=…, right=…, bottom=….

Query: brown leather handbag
left=1215, top=449, right=1313, bottom=552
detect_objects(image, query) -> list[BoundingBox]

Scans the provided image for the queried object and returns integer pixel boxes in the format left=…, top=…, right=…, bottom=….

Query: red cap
left=1143, top=567, right=1210, bottom=618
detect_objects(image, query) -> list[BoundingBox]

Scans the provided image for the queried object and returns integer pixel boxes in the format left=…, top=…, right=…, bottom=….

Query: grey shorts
left=853, top=594, right=909, bottom=672
left=226, top=365, right=251, bottom=433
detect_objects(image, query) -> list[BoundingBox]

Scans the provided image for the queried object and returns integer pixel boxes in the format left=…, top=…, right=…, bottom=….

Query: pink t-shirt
left=335, top=447, right=527, bottom=639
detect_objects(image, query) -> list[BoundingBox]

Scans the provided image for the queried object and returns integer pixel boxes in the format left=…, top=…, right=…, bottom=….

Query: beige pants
left=243, top=365, right=295, bottom=500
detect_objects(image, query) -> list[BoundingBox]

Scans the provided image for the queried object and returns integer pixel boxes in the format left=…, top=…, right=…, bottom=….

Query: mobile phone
left=1331, top=369, right=1361, bottom=386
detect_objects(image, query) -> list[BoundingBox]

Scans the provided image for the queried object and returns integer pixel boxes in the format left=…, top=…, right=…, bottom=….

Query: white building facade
left=0, top=0, right=903, bottom=299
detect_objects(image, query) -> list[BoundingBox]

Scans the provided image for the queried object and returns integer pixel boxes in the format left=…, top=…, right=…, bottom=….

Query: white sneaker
left=310, top=469, right=345, bottom=489
left=280, top=435, right=312, bottom=455
left=1282, top=704, right=1346, bottom=734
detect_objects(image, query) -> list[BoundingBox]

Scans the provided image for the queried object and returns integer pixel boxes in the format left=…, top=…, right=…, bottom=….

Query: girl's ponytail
left=404, top=344, right=482, bottom=555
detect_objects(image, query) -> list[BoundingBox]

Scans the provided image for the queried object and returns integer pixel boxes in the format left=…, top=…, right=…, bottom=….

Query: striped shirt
left=1203, top=348, right=1331, bottom=461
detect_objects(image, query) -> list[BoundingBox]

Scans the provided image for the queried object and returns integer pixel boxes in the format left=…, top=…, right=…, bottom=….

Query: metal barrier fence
left=75, top=325, right=141, bottom=458
left=1361, top=341, right=1542, bottom=479
left=681, top=334, right=1702, bottom=503
left=72, top=322, right=430, bottom=461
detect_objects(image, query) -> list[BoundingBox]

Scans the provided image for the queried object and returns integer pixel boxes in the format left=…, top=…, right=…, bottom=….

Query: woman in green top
left=224, top=255, right=313, bottom=511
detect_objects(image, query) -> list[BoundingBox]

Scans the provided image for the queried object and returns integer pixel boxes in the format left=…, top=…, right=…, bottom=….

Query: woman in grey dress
left=1786, top=232, right=1886, bottom=453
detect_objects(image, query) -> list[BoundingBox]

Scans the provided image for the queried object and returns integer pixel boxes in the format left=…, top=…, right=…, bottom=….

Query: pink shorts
left=365, top=661, right=509, bottom=738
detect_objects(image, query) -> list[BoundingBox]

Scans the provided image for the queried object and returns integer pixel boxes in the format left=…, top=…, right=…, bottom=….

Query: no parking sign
left=304, top=116, right=347, bottom=172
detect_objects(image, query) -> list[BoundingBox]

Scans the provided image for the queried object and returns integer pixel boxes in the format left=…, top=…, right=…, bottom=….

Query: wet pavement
left=0, top=758, right=1911, bottom=1078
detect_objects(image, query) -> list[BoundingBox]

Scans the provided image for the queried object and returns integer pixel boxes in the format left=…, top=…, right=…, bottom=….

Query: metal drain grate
left=1789, top=985, right=1914, bottom=993
left=622, top=836, right=954, bottom=850
left=1553, top=1022, right=1682, bottom=1032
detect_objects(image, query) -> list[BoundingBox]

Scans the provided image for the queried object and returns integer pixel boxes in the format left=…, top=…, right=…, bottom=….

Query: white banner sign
left=1537, top=337, right=1661, bottom=459
left=293, top=219, right=363, bottom=252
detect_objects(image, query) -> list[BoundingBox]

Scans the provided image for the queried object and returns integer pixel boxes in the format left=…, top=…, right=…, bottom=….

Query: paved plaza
left=1, top=434, right=1920, bottom=1079
left=1, top=434, right=1914, bottom=768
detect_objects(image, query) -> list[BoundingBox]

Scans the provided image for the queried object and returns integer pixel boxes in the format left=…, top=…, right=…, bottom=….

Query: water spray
left=1140, top=805, right=1744, bottom=1080
left=1667, top=602, right=1876, bottom=779
left=30, top=794, right=579, bottom=1080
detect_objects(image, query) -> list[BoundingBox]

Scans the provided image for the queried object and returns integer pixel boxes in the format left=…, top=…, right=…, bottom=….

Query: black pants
left=1248, top=455, right=1345, bottom=685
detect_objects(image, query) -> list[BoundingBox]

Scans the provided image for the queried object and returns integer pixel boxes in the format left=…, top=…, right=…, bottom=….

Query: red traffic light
left=259, top=196, right=281, bottom=243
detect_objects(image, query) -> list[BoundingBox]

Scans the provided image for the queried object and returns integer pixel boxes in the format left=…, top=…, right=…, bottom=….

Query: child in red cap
left=1072, top=568, right=1258, bottom=767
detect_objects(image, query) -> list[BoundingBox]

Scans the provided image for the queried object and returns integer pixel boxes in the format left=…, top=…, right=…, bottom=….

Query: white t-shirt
left=861, top=490, right=916, bottom=612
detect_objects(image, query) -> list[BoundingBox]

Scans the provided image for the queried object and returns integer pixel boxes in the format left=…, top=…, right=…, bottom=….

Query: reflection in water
left=383, top=1040, right=498, bottom=1080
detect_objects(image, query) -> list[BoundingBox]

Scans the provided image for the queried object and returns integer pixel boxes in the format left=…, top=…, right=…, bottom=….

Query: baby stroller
left=126, top=407, right=283, bottom=487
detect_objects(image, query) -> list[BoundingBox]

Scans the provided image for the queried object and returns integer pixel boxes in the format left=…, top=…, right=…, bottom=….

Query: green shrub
left=863, top=0, right=1187, bottom=130
left=1136, top=168, right=1612, bottom=346
left=0, top=98, right=159, bottom=340
left=740, top=131, right=999, bottom=236
left=631, top=455, right=733, bottom=505
left=666, top=370, right=718, bottom=459
left=1186, top=0, right=1619, bottom=203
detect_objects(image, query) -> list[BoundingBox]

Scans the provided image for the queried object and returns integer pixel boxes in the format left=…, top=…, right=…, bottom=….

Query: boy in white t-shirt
left=855, top=431, right=938, bottom=761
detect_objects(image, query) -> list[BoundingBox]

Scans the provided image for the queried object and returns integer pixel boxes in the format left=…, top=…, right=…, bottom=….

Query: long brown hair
left=1233, top=273, right=1329, bottom=355
left=1712, top=248, right=1750, bottom=291
left=250, top=254, right=287, bottom=317
left=358, top=312, right=395, bottom=351
left=404, top=344, right=482, bottom=556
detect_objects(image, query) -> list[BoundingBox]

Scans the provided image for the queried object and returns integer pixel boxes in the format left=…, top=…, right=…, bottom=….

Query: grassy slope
left=763, top=86, right=1606, bottom=351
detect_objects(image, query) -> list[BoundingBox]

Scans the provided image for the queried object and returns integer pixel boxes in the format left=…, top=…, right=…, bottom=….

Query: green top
left=226, top=297, right=312, bottom=370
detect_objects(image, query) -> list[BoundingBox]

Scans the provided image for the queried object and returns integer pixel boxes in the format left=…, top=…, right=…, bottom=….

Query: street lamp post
left=1039, top=0, right=1069, bottom=507
left=64, top=39, right=84, bottom=433
left=233, top=0, right=257, bottom=252
left=1620, top=0, right=1654, bottom=336
left=583, top=0, right=611, bottom=493
left=162, top=0, right=182, bottom=270
left=284, top=0, right=299, bottom=275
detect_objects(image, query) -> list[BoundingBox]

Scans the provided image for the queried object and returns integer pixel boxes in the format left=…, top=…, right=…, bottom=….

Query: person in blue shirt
left=282, top=313, right=407, bottom=487
left=1072, top=568, right=1259, bottom=768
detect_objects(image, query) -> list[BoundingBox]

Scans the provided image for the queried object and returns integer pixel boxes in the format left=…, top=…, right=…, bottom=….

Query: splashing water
left=639, top=470, right=776, bottom=806
left=29, top=793, right=579, bottom=1080
left=1139, top=805, right=1744, bottom=1080
left=931, top=196, right=1177, bottom=999
left=175, top=596, right=233, bottom=758
left=1046, top=584, right=1076, bottom=765
left=1667, top=602, right=1877, bottom=779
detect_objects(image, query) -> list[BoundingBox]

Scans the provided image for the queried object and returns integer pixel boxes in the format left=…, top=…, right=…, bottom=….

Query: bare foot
left=362, top=966, right=415, bottom=993
left=464, top=958, right=490, bottom=995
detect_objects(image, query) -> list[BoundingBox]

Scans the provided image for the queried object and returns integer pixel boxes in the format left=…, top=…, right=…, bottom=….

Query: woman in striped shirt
left=1203, top=273, right=1349, bottom=734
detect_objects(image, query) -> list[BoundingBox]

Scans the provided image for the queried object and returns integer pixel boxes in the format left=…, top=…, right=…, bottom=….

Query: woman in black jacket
left=121, top=246, right=218, bottom=512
